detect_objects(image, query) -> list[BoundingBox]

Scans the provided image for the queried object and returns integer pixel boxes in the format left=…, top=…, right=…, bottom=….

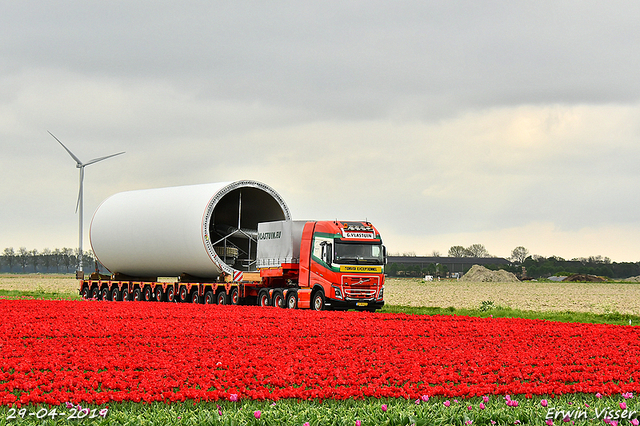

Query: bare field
left=3, top=274, right=640, bottom=315
left=385, top=277, right=640, bottom=315
left=0, top=274, right=79, bottom=294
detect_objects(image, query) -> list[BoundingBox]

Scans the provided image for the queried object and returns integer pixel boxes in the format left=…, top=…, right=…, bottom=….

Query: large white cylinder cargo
left=90, top=180, right=290, bottom=278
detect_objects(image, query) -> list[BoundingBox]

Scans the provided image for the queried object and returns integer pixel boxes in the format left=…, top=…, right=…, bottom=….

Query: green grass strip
left=379, top=304, right=640, bottom=326
left=0, top=394, right=638, bottom=425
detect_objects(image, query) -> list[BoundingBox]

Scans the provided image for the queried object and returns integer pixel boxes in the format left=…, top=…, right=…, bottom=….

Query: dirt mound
left=623, top=276, right=640, bottom=282
left=460, top=265, right=519, bottom=282
left=562, top=274, right=605, bottom=282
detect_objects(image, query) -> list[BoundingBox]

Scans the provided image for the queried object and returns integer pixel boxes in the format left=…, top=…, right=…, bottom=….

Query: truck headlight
left=378, top=286, right=384, bottom=299
left=332, top=285, right=342, bottom=299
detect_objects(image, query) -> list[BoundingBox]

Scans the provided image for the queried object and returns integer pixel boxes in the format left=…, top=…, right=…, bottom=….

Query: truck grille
left=344, top=288, right=377, bottom=298
left=341, top=275, right=380, bottom=299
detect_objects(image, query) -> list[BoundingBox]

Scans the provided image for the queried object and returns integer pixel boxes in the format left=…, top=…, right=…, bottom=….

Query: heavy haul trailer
left=80, top=181, right=386, bottom=311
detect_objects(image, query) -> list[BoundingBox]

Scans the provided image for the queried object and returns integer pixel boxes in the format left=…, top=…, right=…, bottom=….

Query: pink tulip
left=421, top=394, right=429, bottom=402
left=467, top=405, right=472, bottom=411
left=479, top=403, right=485, bottom=410
left=381, top=404, right=387, bottom=412
left=545, top=420, right=553, bottom=426
left=630, top=419, right=639, bottom=426
left=254, top=411, right=261, bottom=419
left=482, top=395, right=489, bottom=403
left=356, top=421, right=361, bottom=426
left=596, top=393, right=603, bottom=399
left=444, top=400, right=450, bottom=407
left=541, top=399, right=548, bottom=407
left=229, top=394, right=238, bottom=402
left=620, top=402, right=627, bottom=410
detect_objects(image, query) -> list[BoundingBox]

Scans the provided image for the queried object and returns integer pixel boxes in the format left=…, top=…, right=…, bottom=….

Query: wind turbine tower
left=49, top=132, right=125, bottom=276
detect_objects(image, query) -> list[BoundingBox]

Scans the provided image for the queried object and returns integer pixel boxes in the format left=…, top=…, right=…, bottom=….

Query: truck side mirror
left=383, top=245, right=387, bottom=264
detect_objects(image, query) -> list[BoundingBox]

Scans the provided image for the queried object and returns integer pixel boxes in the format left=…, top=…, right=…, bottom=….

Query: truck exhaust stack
left=90, top=180, right=290, bottom=279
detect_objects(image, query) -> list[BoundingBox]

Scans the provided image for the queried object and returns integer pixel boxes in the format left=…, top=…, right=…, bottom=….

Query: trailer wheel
left=166, top=286, right=176, bottom=302
left=216, top=291, right=229, bottom=305
left=133, top=288, right=142, bottom=301
left=258, top=289, right=270, bottom=307
left=286, top=291, right=298, bottom=309
left=272, top=290, right=285, bottom=308
left=311, top=290, right=325, bottom=311
left=90, top=287, right=100, bottom=300
left=81, top=285, right=91, bottom=299
left=154, top=287, right=164, bottom=302
left=143, top=286, right=153, bottom=302
left=189, top=290, right=201, bottom=304
left=100, top=287, right=111, bottom=301
left=204, top=290, right=215, bottom=304
left=121, top=287, right=130, bottom=301
left=229, top=288, right=239, bottom=305
left=111, top=286, right=121, bottom=301
left=179, top=286, right=189, bottom=303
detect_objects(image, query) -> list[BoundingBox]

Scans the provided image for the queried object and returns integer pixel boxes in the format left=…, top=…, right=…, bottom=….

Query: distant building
left=386, top=256, right=511, bottom=276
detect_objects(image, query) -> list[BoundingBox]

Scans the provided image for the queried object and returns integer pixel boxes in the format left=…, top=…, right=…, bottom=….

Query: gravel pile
left=460, top=265, right=520, bottom=282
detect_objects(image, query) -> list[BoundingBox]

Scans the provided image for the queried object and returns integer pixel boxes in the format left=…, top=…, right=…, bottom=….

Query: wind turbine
left=49, top=131, right=125, bottom=276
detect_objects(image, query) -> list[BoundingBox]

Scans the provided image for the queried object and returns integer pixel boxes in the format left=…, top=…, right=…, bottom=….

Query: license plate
left=356, top=302, right=368, bottom=307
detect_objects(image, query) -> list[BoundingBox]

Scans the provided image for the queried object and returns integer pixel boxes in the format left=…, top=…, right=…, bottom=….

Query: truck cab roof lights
left=341, top=222, right=374, bottom=232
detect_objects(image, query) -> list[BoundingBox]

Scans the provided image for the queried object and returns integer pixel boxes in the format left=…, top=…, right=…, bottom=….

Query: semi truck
left=80, top=180, right=386, bottom=311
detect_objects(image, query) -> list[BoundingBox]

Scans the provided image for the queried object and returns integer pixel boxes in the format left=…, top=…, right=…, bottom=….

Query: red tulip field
left=1, top=299, right=639, bottom=408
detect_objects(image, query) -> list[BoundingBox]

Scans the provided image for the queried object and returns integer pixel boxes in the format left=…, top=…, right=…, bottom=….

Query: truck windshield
left=334, top=242, right=383, bottom=265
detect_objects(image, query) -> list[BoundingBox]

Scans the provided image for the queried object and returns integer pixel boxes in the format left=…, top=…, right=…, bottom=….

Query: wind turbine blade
left=76, top=167, right=84, bottom=213
left=49, top=131, right=83, bottom=165
left=84, top=151, right=125, bottom=166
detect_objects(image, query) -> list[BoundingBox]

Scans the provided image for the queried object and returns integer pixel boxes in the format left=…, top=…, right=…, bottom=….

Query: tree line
left=0, top=247, right=105, bottom=274
left=389, top=245, right=640, bottom=279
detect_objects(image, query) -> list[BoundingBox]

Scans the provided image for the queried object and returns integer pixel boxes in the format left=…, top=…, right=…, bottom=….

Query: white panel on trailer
left=90, top=181, right=290, bottom=278
left=256, top=220, right=306, bottom=268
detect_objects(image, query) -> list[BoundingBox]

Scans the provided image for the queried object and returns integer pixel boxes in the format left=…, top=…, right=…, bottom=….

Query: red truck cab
left=298, top=221, right=385, bottom=311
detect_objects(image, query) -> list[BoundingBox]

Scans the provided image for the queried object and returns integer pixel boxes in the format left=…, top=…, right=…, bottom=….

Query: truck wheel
left=230, top=288, right=239, bottom=305
left=286, top=291, right=298, bottom=309
left=111, top=286, right=121, bottom=301
left=272, top=290, right=285, bottom=308
left=204, top=290, right=215, bottom=304
left=100, top=287, right=110, bottom=301
left=312, top=290, right=325, bottom=311
left=258, top=289, right=270, bottom=307
left=90, top=287, right=100, bottom=300
left=121, top=287, right=130, bottom=301
left=166, top=286, right=176, bottom=302
left=154, top=287, right=164, bottom=302
left=189, top=291, right=201, bottom=304
left=133, top=288, right=142, bottom=301
left=216, top=291, right=229, bottom=305
left=143, top=286, right=153, bottom=302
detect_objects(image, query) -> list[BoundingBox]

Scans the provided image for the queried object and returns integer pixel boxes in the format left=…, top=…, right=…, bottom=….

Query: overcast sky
left=2, top=1, right=640, bottom=262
